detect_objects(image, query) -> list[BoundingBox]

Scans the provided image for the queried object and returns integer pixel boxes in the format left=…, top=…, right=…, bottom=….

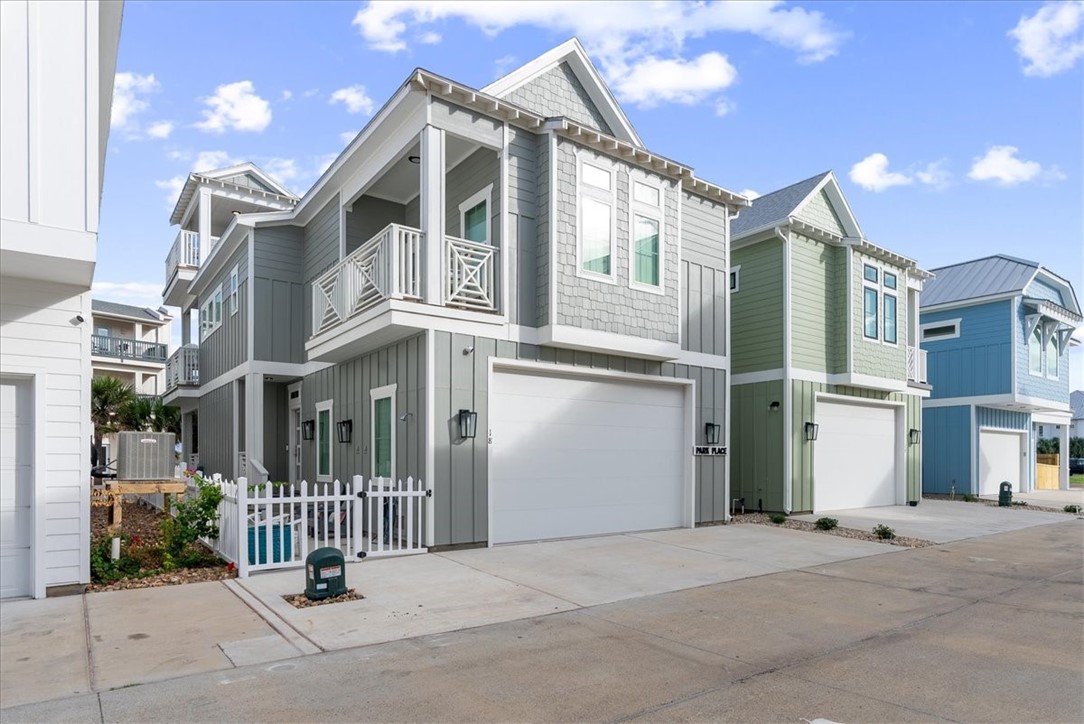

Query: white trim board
left=923, top=394, right=1071, bottom=412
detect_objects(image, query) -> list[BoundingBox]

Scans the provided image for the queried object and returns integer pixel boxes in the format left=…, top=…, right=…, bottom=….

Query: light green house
left=729, top=172, right=932, bottom=514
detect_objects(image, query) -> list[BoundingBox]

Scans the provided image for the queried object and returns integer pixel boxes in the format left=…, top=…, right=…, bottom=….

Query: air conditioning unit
left=116, top=432, right=176, bottom=481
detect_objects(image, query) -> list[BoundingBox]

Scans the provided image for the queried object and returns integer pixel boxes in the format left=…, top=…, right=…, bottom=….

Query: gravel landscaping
left=730, top=512, right=935, bottom=548
left=282, top=589, right=364, bottom=609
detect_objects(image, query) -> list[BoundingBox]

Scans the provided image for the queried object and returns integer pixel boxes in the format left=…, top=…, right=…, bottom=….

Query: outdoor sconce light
left=804, top=422, right=820, bottom=441
left=704, top=422, right=721, bottom=445
left=407, top=155, right=421, bottom=164
left=336, top=419, right=353, bottom=444
left=769, top=400, right=780, bottom=411
left=302, top=419, right=315, bottom=440
left=458, top=409, right=478, bottom=439
left=908, top=428, right=921, bottom=445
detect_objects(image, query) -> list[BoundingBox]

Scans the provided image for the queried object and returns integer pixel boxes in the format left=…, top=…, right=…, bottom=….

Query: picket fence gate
left=191, top=474, right=430, bottom=577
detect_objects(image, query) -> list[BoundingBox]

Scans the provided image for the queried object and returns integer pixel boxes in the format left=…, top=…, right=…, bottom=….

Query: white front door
left=978, top=430, right=1024, bottom=495
left=814, top=400, right=899, bottom=512
left=0, top=377, right=33, bottom=598
left=289, top=408, right=301, bottom=486
left=489, top=370, right=688, bottom=545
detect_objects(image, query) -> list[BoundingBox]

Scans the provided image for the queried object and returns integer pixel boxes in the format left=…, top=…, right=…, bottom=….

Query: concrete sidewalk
left=980, top=487, right=1084, bottom=508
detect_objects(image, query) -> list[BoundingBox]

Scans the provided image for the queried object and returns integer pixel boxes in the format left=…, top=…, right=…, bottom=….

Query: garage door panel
left=814, top=401, right=897, bottom=512
left=491, top=372, right=687, bottom=545
left=979, top=430, right=1022, bottom=495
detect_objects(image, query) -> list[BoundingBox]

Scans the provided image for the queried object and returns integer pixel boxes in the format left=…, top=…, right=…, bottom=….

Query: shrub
left=1064, top=505, right=1081, bottom=514
left=814, top=517, right=838, bottom=531
left=1012, top=500, right=1028, bottom=506
left=873, top=524, right=896, bottom=540
left=961, top=494, right=977, bottom=502
left=769, top=513, right=787, bottom=524
left=161, top=474, right=224, bottom=566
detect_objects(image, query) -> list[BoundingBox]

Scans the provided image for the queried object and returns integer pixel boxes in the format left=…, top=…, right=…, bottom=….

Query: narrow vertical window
left=884, top=294, right=897, bottom=344
left=374, top=397, right=391, bottom=478
left=633, top=215, right=660, bottom=286
left=1029, top=328, right=1043, bottom=375
left=581, top=197, right=612, bottom=275
left=316, top=401, right=332, bottom=481
left=864, top=287, right=879, bottom=339
left=1046, top=334, right=1059, bottom=379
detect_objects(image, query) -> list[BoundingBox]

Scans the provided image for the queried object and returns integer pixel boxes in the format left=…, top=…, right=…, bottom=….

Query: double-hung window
left=315, top=400, right=333, bottom=482
left=370, top=384, right=396, bottom=481
left=629, top=174, right=664, bottom=291
left=577, top=155, right=615, bottom=280
left=861, top=263, right=899, bottom=344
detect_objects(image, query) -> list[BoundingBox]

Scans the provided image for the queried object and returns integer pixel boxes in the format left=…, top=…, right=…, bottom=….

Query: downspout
left=776, top=226, right=792, bottom=514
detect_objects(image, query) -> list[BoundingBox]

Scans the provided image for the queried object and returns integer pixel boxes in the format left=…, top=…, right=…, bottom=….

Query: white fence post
left=352, top=475, right=364, bottom=560
left=237, top=476, right=249, bottom=578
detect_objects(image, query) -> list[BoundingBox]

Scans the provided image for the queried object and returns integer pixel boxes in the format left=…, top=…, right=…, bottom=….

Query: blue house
left=920, top=255, right=1081, bottom=495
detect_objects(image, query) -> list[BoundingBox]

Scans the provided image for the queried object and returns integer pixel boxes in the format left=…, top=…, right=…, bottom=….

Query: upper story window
left=227, top=266, right=239, bottom=315
left=200, top=289, right=222, bottom=339
left=459, top=184, right=492, bottom=244
left=884, top=294, right=898, bottom=344
left=861, top=261, right=899, bottom=345
left=1029, top=327, right=1043, bottom=375
left=863, top=265, right=878, bottom=283
left=577, top=155, right=615, bottom=281
left=920, top=320, right=961, bottom=341
left=863, top=287, right=879, bottom=339
left=730, top=266, right=740, bottom=292
left=884, top=272, right=897, bottom=290
left=1046, top=335, right=1059, bottom=379
left=629, top=175, right=664, bottom=292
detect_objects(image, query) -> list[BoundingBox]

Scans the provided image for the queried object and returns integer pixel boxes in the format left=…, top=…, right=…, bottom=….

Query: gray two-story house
left=162, top=39, right=748, bottom=548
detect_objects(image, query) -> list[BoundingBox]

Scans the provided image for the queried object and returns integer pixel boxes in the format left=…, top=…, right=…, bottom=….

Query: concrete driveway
left=981, top=487, right=1084, bottom=508
left=791, top=498, right=1075, bottom=543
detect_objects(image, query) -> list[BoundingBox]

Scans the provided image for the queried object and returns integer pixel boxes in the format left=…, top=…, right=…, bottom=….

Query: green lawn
left=1071, top=475, right=1084, bottom=487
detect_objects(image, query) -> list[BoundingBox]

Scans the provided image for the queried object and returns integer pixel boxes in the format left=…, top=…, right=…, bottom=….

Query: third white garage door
left=489, top=370, right=688, bottom=545
left=814, top=400, right=899, bottom=512
left=978, top=430, right=1025, bottom=495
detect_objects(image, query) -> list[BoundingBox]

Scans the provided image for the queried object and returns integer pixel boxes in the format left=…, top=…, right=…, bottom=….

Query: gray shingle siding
left=508, top=127, right=538, bottom=327
left=535, top=133, right=551, bottom=326
left=504, top=62, right=612, bottom=135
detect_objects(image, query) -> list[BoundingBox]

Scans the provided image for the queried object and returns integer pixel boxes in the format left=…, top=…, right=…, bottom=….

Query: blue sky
left=97, top=1, right=1084, bottom=385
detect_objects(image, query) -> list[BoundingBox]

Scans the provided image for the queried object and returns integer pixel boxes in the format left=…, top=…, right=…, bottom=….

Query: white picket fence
left=190, top=474, right=430, bottom=576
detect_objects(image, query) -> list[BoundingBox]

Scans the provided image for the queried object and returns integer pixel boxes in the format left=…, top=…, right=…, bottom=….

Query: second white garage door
left=814, top=400, right=898, bottom=512
left=978, top=430, right=1024, bottom=496
left=490, top=370, right=687, bottom=545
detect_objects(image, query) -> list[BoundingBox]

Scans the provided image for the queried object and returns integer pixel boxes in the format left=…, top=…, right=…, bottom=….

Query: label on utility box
left=319, top=565, right=342, bottom=579
left=316, top=583, right=327, bottom=590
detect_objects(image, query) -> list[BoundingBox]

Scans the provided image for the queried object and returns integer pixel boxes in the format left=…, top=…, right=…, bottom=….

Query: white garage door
left=1, top=377, right=33, bottom=598
left=814, top=400, right=898, bottom=512
left=978, top=430, right=1024, bottom=496
left=490, top=370, right=687, bottom=545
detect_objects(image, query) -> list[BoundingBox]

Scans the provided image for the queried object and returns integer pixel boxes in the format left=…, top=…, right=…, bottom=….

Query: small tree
left=1071, top=437, right=1084, bottom=458
left=91, top=376, right=135, bottom=467
left=1037, top=438, right=1059, bottom=455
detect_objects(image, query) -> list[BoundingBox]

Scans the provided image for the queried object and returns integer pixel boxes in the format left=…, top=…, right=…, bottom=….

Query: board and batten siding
left=262, top=382, right=290, bottom=483
left=790, top=234, right=847, bottom=374
left=922, top=300, right=1012, bottom=399
left=0, top=278, right=92, bottom=589
left=445, top=147, right=500, bottom=248
left=300, top=335, right=426, bottom=487
left=253, top=226, right=305, bottom=364
left=921, top=405, right=971, bottom=494
left=508, top=127, right=538, bottom=327
left=729, top=380, right=786, bottom=512
left=346, top=196, right=407, bottom=255
left=680, top=192, right=728, bottom=356
left=197, top=382, right=235, bottom=480
left=730, top=239, right=785, bottom=374
left=199, top=243, right=248, bottom=382
left=431, top=331, right=729, bottom=546
left=303, top=198, right=341, bottom=338
left=850, top=250, right=907, bottom=379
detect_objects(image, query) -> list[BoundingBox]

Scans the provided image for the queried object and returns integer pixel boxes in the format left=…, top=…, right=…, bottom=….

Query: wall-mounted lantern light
left=908, top=428, right=921, bottom=445
left=336, top=419, right=353, bottom=444
left=804, top=422, right=820, bottom=441
left=302, top=419, right=315, bottom=440
left=704, top=422, right=721, bottom=445
left=458, top=409, right=478, bottom=439
left=769, top=400, right=780, bottom=411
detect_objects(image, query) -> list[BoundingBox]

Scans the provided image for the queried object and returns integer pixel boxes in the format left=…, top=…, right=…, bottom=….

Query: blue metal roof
left=921, top=255, right=1040, bottom=307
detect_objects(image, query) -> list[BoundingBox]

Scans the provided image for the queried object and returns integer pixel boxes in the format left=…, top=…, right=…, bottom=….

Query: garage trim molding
left=812, top=391, right=907, bottom=512
left=486, top=357, right=697, bottom=546
left=2, top=368, right=47, bottom=598
left=976, top=426, right=1028, bottom=496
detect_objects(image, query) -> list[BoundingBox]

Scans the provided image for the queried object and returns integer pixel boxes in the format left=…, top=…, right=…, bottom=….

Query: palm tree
left=91, top=376, right=135, bottom=469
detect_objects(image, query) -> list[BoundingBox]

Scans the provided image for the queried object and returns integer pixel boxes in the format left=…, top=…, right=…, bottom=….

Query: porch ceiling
left=356, top=134, right=480, bottom=206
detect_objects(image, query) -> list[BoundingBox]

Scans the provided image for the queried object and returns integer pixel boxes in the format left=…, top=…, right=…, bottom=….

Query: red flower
left=130, top=535, right=142, bottom=547
left=226, top=562, right=236, bottom=573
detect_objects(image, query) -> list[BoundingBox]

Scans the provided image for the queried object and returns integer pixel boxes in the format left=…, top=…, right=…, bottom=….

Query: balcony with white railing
left=163, top=343, right=199, bottom=397
left=164, top=230, right=219, bottom=306
left=907, top=345, right=928, bottom=385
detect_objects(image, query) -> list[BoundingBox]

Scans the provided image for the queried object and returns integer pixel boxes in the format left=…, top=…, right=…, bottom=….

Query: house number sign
left=693, top=446, right=727, bottom=456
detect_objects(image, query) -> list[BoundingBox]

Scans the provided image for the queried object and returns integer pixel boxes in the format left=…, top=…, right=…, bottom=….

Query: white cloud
left=330, top=85, right=375, bottom=115
left=850, top=153, right=914, bottom=192
left=195, top=80, right=272, bottom=133
left=302, top=88, right=320, bottom=98
left=967, top=145, right=1064, bottom=185
left=714, top=98, right=735, bottom=118
left=111, top=72, right=159, bottom=129
left=494, top=54, right=519, bottom=78
left=1008, top=1, right=1084, bottom=77
left=417, top=30, right=442, bottom=44
left=914, top=159, right=952, bottom=190
left=739, top=189, right=760, bottom=200
left=91, top=281, right=165, bottom=309
left=146, top=121, right=174, bottom=139
left=154, top=176, right=186, bottom=207
left=316, top=153, right=339, bottom=176
left=193, top=150, right=238, bottom=172
left=340, top=130, right=359, bottom=145
left=280, top=90, right=294, bottom=101
left=262, top=157, right=300, bottom=182
left=351, top=1, right=847, bottom=108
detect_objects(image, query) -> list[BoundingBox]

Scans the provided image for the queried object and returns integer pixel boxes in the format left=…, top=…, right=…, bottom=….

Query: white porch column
left=198, top=186, right=213, bottom=261
left=1060, top=424, right=1070, bottom=490
left=181, top=412, right=194, bottom=467
left=245, top=372, right=264, bottom=477
left=181, top=308, right=192, bottom=345
left=421, top=125, right=445, bottom=305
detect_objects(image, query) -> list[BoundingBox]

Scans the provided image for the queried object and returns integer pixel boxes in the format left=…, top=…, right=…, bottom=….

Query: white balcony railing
left=165, top=344, right=199, bottom=390
left=164, top=230, right=219, bottom=284
left=445, top=235, right=499, bottom=312
left=313, top=223, right=422, bottom=335
left=907, top=345, right=927, bottom=384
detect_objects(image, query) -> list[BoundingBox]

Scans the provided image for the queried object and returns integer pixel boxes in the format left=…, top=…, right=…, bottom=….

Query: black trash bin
left=305, top=547, right=347, bottom=600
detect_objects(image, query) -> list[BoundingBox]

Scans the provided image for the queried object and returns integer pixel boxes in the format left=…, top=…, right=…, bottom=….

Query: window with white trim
left=458, top=184, right=493, bottom=244
left=629, top=175, right=664, bottom=291
left=199, top=289, right=223, bottom=339
left=316, top=400, right=333, bottom=482
left=861, top=262, right=900, bottom=344
left=920, top=320, right=960, bottom=341
left=370, top=384, right=396, bottom=481
left=730, top=266, right=740, bottom=292
left=577, top=155, right=615, bottom=279
left=1029, top=327, right=1043, bottom=375
left=863, top=287, right=878, bottom=339
left=884, top=293, right=898, bottom=344
left=227, top=266, right=239, bottom=315
left=1046, top=334, right=1059, bottom=379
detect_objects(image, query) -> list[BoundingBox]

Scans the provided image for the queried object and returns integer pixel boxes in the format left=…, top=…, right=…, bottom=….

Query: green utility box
left=998, top=481, right=1013, bottom=507
left=305, top=547, right=346, bottom=600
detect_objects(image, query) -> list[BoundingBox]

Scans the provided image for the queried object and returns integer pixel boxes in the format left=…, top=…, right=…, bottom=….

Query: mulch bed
left=283, top=589, right=363, bottom=608
left=88, top=500, right=237, bottom=593
left=730, top=512, right=934, bottom=548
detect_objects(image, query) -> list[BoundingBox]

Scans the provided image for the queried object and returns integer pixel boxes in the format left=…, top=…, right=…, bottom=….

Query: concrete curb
left=222, top=579, right=322, bottom=656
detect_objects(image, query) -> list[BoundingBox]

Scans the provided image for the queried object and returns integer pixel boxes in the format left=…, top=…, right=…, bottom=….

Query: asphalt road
left=4, top=519, right=1082, bottom=723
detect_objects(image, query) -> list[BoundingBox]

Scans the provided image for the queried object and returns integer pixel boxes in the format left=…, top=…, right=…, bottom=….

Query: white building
left=1, top=0, right=123, bottom=598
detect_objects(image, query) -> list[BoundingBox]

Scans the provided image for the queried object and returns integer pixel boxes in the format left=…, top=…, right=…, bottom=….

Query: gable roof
left=921, top=254, right=1081, bottom=310
left=482, top=38, right=643, bottom=148
left=168, top=163, right=298, bottom=225
left=731, top=171, right=862, bottom=240
left=91, top=299, right=171, bottom=323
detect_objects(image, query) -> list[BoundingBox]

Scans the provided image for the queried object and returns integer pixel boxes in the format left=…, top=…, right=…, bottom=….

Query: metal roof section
left=91, top=299, right=171, bottom=323
left=922, top=255, right=1041, bottom=308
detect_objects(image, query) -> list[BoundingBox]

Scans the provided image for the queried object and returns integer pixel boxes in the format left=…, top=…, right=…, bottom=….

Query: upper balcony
left=91, top=334, right=168, bottom=364
left=164, top=230, right=219, bottom=307
left=162, top=344, right=200, bottom=412
left=906, top=345, right=928, bottom=385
